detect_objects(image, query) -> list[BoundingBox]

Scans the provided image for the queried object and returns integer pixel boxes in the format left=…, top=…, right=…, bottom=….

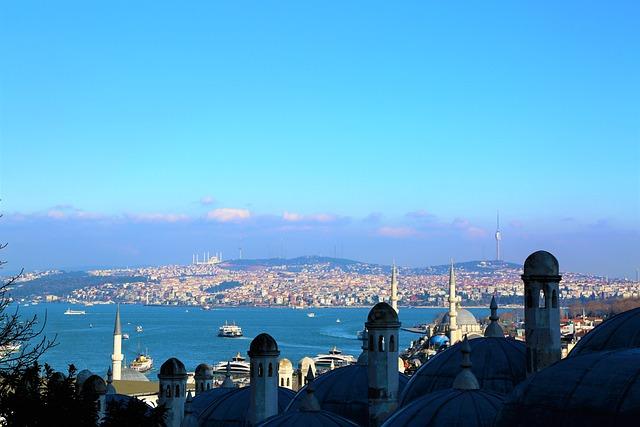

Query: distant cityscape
left=6, top=256, right=640, bottom=309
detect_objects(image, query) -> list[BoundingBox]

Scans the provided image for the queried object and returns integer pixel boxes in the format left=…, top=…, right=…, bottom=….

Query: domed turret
left=569, top=307, right=640, bottom=357
left=194, top=363, right=214, bottom=395
left=158, top=358, right=188, bottom=427
left=523, top=250, right=559, bottom=277
left=248, top=333, right=281, bottom=425
left=367, top=302, right=400, bottom=326
left=249, top=333, right=279, bottom=356
left=160, top=358, right=187, bottom=377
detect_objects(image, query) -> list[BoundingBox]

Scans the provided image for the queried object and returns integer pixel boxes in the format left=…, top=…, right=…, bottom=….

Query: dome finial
left=452, top=336, right=480, bottom=390
left=484, top=296, right=504, bottom=337
left=299, top=366, right=321, bottom=412
left=221, top=361, right=235, bottom=388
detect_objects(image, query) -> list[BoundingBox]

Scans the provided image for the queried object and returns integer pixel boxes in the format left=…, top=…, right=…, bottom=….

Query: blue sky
left=0, top=1, right=638, bottom=276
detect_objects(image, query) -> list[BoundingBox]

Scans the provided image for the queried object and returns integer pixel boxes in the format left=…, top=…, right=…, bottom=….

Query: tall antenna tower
left=495, top=210, right=502, bottom=261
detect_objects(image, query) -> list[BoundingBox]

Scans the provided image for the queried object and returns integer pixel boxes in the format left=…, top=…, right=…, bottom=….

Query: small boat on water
left=336, top=318, right=341, bottom=323
left=130, top=353, right=153, bottom=373
left=136, top=325, right=143, bottom=333
left=122, top=333, right=130, bottom=340
left=307, top=312, right=316, bottom=318
left=218, top=321, right=243, bottom=338
left=213, top=352, right=250, bottom=375
left=64, top=308, right=86, bottom=315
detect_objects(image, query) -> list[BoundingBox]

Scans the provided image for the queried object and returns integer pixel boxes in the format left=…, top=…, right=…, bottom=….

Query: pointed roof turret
left=300, top=367, right=321, bottom=412
left=105, top=366, right=116, bottom=394
left=221, top=362, right=235, bottom=388
left=484, top=296, right=505, bottom=337
left=452, top=336, right=480, bottom=390
left=114, top=304, right=122, bottom=335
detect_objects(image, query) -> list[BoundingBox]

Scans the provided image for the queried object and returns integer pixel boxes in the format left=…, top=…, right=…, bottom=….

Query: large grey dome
left=437, top=308, right=478, bottom=326
left=523, top=250, right=559, bottom=276
left=257, top=409, right=359, bottom=427
left=121, top=367, right=150, bottom=382
left=286, top=364, right=409, bottom=426
left=190, top=387, right=236, bottom=417
left=495, top=348, right=640, bottom=427
left=400, top=337, right=526, bottom=405
left=194, top=386, right=295, bottom=425
left=383, top=388, right=504, bottom=427
left=159, top=357, right=187, bottom=377
left=569, top=307, right=640, bottom=357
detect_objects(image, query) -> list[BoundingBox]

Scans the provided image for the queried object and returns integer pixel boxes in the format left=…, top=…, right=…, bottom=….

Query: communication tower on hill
left=495, top=211, right=502, bottom=261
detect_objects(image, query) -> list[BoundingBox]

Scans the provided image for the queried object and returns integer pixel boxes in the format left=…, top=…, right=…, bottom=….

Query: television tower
left=495, top=211, right=502, bottom=261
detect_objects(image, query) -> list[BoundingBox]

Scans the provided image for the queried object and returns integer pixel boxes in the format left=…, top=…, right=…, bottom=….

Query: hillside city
left=8, top=256, right=640, bottom=309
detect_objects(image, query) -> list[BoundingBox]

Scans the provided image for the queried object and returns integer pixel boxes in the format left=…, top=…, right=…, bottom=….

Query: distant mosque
left=73, top=251, right=640, bottom=426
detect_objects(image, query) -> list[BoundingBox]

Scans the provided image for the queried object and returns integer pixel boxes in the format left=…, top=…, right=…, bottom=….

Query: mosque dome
left=286, top=364, right=409, bottom=426
left=195, top=363, right=214, bottom=379
left=50, top=372, right=66, bottom=384
left=159, top=357, right=187, bottom=377
left=258, top=409, right=359, bottom=426
left=121, top=367, right=150, bottom=382
left=76, top=369, right=94, bottom=389
left=279, top=359, right=293, bottom=370
left=437, top=308, right=478, bottom=326
left=193, top=386, right=295, bottom=425
left=384, top=388, right=504, bottom=427
left=569, top=307, right=640, bottom=357
left=366, top=302, right=400, bottom=326
left=400, top=337, right=526, bottom=405
left=523, top=250, right=559, bottom=276
left=249, top=333, right=279, bottom=356
left=82, top=374, right=107, bottom=396
left=495, top=348, right=640, bottom=427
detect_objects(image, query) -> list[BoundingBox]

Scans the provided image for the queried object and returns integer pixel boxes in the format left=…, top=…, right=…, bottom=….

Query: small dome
left=384, top=388, right=504, bottom=427
left=279, top=358, right=293, bottom=370
left=121, top=367, right=150, bottom=382
left=430, top=334, right=450, bottom=347
left=159, top=357, right=187, bottom=377
left=495, top=349, right=640, bottom=427
left=249, top=333, right=280, bottom=356
left=400, top=337, right=526, bottom=405
left=569, top=307, right=640, bottom=357
left=257, top=409, right=359, bottom=426
left=50, top=372, right=66, bottom=384
left=286, top=364, right=410, bottom=426
left=194, top=386, right=295, bottom=425
left=82, top=374, right=107, bottom=396
left=438, top=308, right=478, bottom=326
left=366, top=302, right=400, bottom=326
left=523, top=251, right=559, bottom=276
left=195, top=363, right=214, bottom=379
left=76, top=369, right=94, bottom=389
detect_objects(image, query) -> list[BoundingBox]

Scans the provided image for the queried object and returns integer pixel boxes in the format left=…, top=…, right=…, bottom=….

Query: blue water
left=13, top=304, right=490, bottom=378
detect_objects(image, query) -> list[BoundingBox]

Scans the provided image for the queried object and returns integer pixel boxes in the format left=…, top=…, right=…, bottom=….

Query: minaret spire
left=484, top=296, right=504, bottom=337
left=111, top=304, right=123, bottom=380
left=390, top=261, right=399, bottom=313
left=448, top=259, right=461, bottom=344
left=452, top=336, right=480, bottom=390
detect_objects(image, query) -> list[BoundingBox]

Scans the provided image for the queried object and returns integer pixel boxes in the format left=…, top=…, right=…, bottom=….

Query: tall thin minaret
left=495, top=210, right=502, bottom=261
left=390, top=262, right=399, bottom=314
left=448, top=260, right=461, bottom=344
left=111, top=304, right=123, bottom=380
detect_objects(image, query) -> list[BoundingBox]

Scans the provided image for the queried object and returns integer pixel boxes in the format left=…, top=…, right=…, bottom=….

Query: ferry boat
left=306, top=312, right=316, bottom=318
left=64, top=308, right=86, bottom=315
left=213, top=352, right=250, bottom=375
left=313, top=346, right=357, bottom=370
left=129, top=353, right=153, bottom=373
left=218, top=321, right=243, bottom=338
left=122, top=333, right=130, bottom=340
left=136, top=325, right=143, bottom=333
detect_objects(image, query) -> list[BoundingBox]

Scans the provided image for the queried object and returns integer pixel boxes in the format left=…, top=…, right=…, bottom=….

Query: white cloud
left=377, top=226, right=418, bottom=238
left=207, top=208, right=251, bottom=222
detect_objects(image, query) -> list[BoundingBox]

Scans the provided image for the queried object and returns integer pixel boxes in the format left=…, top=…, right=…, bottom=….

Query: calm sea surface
left=12, top=303, right=490, bottom=378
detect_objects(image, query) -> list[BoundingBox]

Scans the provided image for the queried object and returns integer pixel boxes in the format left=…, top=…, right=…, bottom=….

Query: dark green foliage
left=101, top=398, right=167, bottom=427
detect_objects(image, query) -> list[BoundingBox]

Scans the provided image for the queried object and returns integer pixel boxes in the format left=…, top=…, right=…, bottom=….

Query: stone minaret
left=248, top=333, right=280, bottom=425
left=366, top=302, right=401, bottom=427
left=448, top=261, right=462, bottom=344
left=522, top=250, right=562, bottom=375
left=158, top=358, right=188, bottom=427
left=194, top=363, right=214, bottom=395
left=390, top=263, right=399, bottom=313
left=111, top=304, right=123, bottom=381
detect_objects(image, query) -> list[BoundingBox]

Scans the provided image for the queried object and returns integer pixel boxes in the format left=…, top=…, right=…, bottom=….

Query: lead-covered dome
left=495, top=348, right=640, bottom=427
left=249, top=333, right=280, bottom=356
left=258, top=409, right=359, bottom=427
left=400, top=337, right=525, bottom=405
left=159, top=357, right=187, bottom=377
left=569, top=307, right=640, bottom=357
left=195, top=363, right=214, bottom=379
left=384, top=388, right=504, bottom=427
left=366, top=302, right=400, bottom=326
left=437, top=308, right=478, bottom=326
left=286, top=364, right=409, bottom=426
left=523, top=251, right=559, bottom=276
left=194, top=386, right=295, bottom=425
left=82, top=374, right=107, bottom=396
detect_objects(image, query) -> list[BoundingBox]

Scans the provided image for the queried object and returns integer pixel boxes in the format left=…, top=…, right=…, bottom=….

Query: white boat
left=307, top=312, right=316, bottom=318
left=336, top=318, right=341, bottom=323
left=213, top=352, right=250, bottom=375
left=64, top=308, right=86, bottom=315
left=313, top=346, right=357, bottom=369
left=122, top=333, right=130, bottom=340
left=218, top=321, right=243, bottom=338
left=130, top=353, right=153, bottom=373
left=136, top=325, right=143, bottom=333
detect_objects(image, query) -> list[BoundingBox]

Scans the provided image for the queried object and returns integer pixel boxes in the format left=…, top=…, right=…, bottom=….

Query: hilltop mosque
left=74, top=251, right=640, bottom=426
